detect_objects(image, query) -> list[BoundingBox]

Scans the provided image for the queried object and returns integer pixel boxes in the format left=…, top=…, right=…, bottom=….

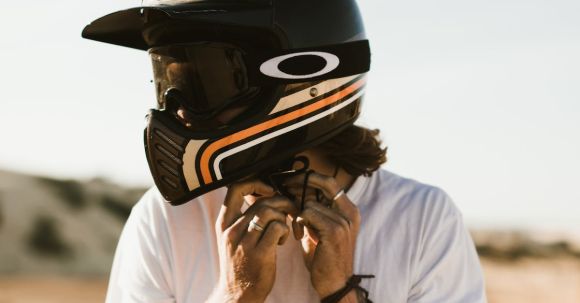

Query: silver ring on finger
left=332, top=188, right=346, bottom=201
left=249, top=219, right=264, bottom=232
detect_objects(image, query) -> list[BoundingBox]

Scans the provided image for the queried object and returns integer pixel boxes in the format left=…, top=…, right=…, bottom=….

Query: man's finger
left=227, top=196, right=296, bottom=244
left=292, top=216, right=303, bottom=240
left=331, top=194, right=361, bottom=228
left=295, top=203, right=338, bottom=238
left=244, top=195, right=299, bottom=218
left=257, top=221, right=290, bottom=251
left=303, top=201, right=350, bottom=228
left=285, top=172, right=359, bottom=222
left=241, top=206, right=288, bottom=247
left=218, top=180, right=275, bottom=230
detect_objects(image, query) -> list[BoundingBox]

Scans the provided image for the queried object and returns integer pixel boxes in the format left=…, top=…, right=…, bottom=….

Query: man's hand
left=207, top=180, right=298, bottom=303
left=286, top=172, right=362, bottom=300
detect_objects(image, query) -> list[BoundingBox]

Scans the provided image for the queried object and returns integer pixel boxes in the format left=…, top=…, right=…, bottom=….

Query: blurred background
left=1, top=0, right=579, bottom=302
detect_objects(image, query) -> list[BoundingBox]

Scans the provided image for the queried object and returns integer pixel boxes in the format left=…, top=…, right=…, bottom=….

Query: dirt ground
left=0, top=257, right=579, bottom=302
left=0, top=277, right=108, bottom=303
left=482, top=257, right=580, bottom=303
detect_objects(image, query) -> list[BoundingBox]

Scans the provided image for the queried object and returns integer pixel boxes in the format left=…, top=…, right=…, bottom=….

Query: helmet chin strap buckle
left=260, top=156, right=310, bottom=198
left=260, top=156, right=322, bottom=211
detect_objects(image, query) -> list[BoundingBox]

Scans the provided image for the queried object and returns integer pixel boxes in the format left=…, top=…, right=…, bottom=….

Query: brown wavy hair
left=317, top=125, right=388, bottom=178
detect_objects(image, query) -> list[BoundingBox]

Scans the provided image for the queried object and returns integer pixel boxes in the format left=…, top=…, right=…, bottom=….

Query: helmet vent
left=154, top=128, right=185, bottom=152
left=146, top=119, right=189, bottom=201
left=158, top=160, right=180, bottom=177
left=161, top=176, right=179, bottom=189
left=155, top=144, right=183, bottom=165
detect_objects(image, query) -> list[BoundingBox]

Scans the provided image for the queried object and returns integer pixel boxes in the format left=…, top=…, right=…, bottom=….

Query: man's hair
left=318, top=125, right=387, bottom=178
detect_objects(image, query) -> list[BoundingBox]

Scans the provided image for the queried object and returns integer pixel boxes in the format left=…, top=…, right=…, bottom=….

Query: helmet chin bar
left=144, top=110, right=191, bottom=202
left=144, top=109, right=322, bottom=205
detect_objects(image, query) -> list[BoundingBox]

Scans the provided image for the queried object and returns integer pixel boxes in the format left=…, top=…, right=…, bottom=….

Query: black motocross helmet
left=83, top=0, right=371, bottom=205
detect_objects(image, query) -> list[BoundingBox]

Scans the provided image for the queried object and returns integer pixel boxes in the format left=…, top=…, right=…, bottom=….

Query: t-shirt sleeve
left=408, top=188, right=487, bottom=303
left=105, top=188, right=176, bottom=303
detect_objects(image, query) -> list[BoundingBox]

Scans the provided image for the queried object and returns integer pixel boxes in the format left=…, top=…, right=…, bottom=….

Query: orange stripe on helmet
left=200, top=78, right=366, bottom=184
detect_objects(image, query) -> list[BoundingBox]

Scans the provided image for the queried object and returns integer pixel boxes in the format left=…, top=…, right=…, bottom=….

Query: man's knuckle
left=328, top=177, right=339, bottom=188
left=226, top=184, right=242, bottom=195
left=253, top=206, right=274, bottom=222
left=265, top=195, right=290, bottom=206
left=301, top=208, right=315, bottom=218
left=229, top=180, right=258, bottom=196
left=338, top=218, right=350, bottom=230
left=331, top=225, right=346, bottom=238
left=327, top=228, right=338, bottom=238
left=269, top=221, right=285, bottom=232
left=250, top=197, right=271, bottom=209
left=259, top=206, right=277, bottom=218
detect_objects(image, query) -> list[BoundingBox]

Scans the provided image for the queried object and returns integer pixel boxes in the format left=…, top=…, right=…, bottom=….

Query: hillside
left=0, top=169, right=147, bottom=275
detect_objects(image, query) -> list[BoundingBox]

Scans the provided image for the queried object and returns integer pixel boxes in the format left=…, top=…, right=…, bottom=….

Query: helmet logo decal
left=260, top=52, right=340, bottom=80
left=247, top=40, right=371, bottom=85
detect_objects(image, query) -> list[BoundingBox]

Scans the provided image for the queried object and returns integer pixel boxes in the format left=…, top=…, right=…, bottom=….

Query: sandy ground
left=482, top=257, right=580, bottom=303
left=0, top=258, right=579, bottom=302
left=0, top=277, right=107, bottom=303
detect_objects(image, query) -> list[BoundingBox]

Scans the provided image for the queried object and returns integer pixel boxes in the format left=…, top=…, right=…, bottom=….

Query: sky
left=1, top=0, right=579, bottom=231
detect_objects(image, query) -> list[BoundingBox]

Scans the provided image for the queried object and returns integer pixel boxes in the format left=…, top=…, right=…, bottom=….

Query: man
left=83, top=0, right=487, bottom=302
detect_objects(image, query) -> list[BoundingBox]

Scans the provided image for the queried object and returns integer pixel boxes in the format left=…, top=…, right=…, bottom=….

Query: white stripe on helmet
left=213, top=84, right=365, bottom=180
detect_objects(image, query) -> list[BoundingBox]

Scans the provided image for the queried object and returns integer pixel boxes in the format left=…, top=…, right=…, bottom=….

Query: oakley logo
left=260, top=52, right=340, bottom=80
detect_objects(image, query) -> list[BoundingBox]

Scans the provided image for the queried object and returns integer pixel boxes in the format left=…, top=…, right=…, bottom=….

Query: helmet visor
left=150, top=42, right=259, bottom=128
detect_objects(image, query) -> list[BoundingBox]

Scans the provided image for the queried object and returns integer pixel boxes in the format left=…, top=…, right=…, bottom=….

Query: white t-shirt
left=106, top=169, right=487, bottom=302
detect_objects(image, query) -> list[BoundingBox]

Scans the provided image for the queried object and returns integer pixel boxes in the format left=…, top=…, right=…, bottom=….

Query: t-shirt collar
left=345, top=173, right=370, bottom=205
